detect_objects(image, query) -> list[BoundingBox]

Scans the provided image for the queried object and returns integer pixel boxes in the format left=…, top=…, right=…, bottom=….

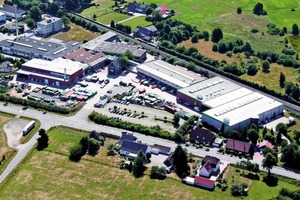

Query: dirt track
left=3, top=117, right=28, bottom=148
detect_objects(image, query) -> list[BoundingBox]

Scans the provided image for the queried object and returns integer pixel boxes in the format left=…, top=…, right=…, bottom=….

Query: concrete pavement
left=0, top=103, right=299, bottom=184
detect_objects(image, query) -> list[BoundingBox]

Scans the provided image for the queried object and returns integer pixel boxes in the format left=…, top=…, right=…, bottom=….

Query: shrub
left=150, top=166, right=167, bottom=179
left=251, top=28, right=259, bottom=33
left=69, top=144, right=83, bottom=162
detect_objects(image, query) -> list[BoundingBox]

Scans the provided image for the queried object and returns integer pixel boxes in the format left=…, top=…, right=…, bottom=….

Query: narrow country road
left=0, top=103, right=299, bottom=184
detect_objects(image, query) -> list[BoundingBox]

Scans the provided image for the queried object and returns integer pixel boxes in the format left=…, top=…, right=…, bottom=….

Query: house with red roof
left=155, top=4, right=171, bottom=18
left=258, top=140, right=274, bottom=153
left=199, top=155, right=220, bottom=177
left=194, top=176, right=215, bottom=190
left=226, top=138, right=251, bottom=154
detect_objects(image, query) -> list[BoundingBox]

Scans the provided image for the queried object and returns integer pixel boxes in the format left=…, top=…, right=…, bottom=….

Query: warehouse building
left=16, top=58, right=87, bottom=87
left=202, top=92, right=283, bottom=130
left=0, top=5, right=25, bottom=19
left=176, top=76, right=243, bottom=108
left=136, top=60, right=205, bottom=89
left=81, top=31, right=118, bottom=51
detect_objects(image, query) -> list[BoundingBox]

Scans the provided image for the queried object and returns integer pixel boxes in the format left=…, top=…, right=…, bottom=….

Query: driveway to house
left=0, top=102, right=299, bottom=184
left=117, top=13, right=146, bottom=24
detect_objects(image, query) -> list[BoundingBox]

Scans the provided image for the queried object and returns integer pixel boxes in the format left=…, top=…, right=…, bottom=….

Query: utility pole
left=13, top=4, right=18, bottom=37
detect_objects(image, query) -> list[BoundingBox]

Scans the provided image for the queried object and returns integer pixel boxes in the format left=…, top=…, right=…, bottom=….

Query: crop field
left=50, top=23, right=99, bottom=42
left=121, top=16, right=152, bottom=30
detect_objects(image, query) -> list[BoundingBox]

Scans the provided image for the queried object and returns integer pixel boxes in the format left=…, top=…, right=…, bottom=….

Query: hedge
left=89, top=111, right=173, bottom=140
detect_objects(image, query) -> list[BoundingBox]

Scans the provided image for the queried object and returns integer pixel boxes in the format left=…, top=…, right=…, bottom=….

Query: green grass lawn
left=0, top=126, right=298, bottom=199
left=81, top=0, right=130, bottom=24
left=121, top=16, right=152, bottom=30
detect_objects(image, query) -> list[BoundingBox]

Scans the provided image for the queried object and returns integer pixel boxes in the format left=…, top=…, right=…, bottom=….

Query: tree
left=145, top=7, right=153, bottom=16
left=292, top=24, right=299, bottom=36
left=173, top=113, right=180, bottom=125
left=88, top=138, right=100, bottom=155
left=151, top=10, right=162, bottom=22
left=262, top=126, right=268, bottom=138
left=253, top=2, right=267, bottom=16
left=124, top=50, right=134, bottom=60
left=247, top=64, right=258, bottom=76
left=25, top=18, right=35, bottom=29
left=132, top=151, right=146, bottom=177
left=281, top=144, right=299, bottom=167
left=262, top=152, right=277, bottom=177
left=211, top=28, right=223, bottom=43
left=90, top=24, right=99, bottom=32
left=276, top=123, right=288, bottom=136
left=231, top=183, right=246, bottom=196
left=150, top=166, right=167, bottom=179
left=110, top=20, right=115, bottom=28
left=36, top=128, right=49, bottom=150
left=247, top=128, right=259, bottom=145
left=28, top=6, right=42, bottom=22
left=191, top=34, right=198, bottom=43
left=237, top=7, right=242, bottom=14
left=276, top=132, right=282, bottom=145
left=80, top=136, right=89, bottom=154
left=279, top=72, right=286, bottom=88
left=173, top=145, right=188, bottom=178
left=62, top=15, right=70, bottom=28
left=262, top=60, right=270, bottom=72
left=69, top=144, right=83, bottom=161
left=203, top=31, right=209, bottom=41
left=119, top=55, right=129, bottom=67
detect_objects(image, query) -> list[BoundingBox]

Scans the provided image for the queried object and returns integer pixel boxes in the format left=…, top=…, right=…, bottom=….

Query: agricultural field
left=0, top=126, right=298, bottom=199
left=49, top=23, right=99, bottom=43
left=121, top=16, right=152, bottom=30
left=137, top=0, right=300, bottom=53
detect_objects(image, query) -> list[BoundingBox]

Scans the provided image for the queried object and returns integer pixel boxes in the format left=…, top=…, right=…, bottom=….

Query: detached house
left=199, top=155, right=220, bottom=177
left=127, top=2, right=148, bottom=14
left=258, top=140, right=274, bottom=153
left=226, top=138, right=251, bottom=154
left=120, top=140, right=151, bottom=159
left=133, top=25, right=157, bottom=42
left=155, top=4, right=171, bottom=18
left=118, top=132, right=137, bottom=146
left=190, top=128, right=215, bottom=146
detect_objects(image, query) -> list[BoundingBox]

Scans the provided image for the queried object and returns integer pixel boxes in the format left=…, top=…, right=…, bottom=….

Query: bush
left=69, top=144, right=83, bottom=162
left=231, top=183, right=247, bottom=196
left=150, top=166, right=167, bottom=179
left=251, top=29, right=259, bottom=33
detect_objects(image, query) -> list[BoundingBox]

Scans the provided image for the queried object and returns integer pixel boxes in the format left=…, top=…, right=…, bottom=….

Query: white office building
left=37, top=16, right=62, bottom=37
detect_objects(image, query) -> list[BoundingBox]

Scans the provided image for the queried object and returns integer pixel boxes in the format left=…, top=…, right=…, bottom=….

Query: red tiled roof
left=226, top=138, right=251, bottom=153
left=159, top=4, right=168, bottom=11
left=202, top=155, right=220, bottom=166
left=202, top=161, right=212, bottom=173
left=194, top=176, right=215, bottom=187
left=258, top=140, right=273, bottom=149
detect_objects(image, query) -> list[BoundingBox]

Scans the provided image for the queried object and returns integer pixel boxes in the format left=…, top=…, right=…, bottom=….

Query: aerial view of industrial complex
left=0, top=0, right=299, bottom=199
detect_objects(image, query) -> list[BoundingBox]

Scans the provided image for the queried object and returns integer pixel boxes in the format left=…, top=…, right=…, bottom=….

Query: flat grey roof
left=22, top=58, right=86, bottom=76
left=37, top=16, right=61, bottom=25
left=0, top=37, right=62, bottom=55
left=177, top=76, right=241, bottom=107
left=203, top=92, right=283, bottom=126
left=137, top=60, right=205, bottom=88
left=81, top=31, right=117, bottom=50
left=95, top=41, right=146, bottom=57
left=0, top=5, right=25, bottom=14
left=43, top=41, right=81, bottom=59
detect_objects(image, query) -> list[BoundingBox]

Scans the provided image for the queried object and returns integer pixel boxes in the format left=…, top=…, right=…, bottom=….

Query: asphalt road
left=0, top=103, right=299, bottom=184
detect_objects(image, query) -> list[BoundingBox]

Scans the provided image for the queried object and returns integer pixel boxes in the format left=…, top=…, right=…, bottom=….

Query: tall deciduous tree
left=132, top=151, right=146, bottom=177
left=62, top=15, right=70, bottom=28
left=247, top=128, right=259, bottom=145
left=28, top=6, right=42, bottom=22
left=262, top=152, right=277, bottom=177
left=279, top=72, right=286, bottom=88
left=253, top=2, right=267, bottom=15
left=37, top=128, right=49, bottom=150
left=211, top=28, right=223, bottom=43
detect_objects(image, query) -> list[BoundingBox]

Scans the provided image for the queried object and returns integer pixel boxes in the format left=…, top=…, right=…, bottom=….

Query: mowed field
left=121, top=16, right=152, bottom=30
left=49, top=23, right=99, bottom=42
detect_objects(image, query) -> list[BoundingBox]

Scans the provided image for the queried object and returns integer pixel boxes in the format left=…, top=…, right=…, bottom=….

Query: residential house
left=226, top=138, right=251, bottom=154
left=151, top=144, right=171, bottom=155
left=163, top=152, right=174, bottom=167
left=190, top=128, right=215, bottom=146
left=127, top=2, right=148, bottom=14
left=120, top=140, right=151, bottom=159
left=133, top=25, right=157, bottom=42
left=194, top=176, right=215, bottom=190
left=0, top=61, right=12, bottom=73
left=155, top=4, right=171, bottom=18
left=118, top=132, right=137, bottom=146
left=258, top=140, right=273, bottom=153
left=199, top=155, right=220, bottom=177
